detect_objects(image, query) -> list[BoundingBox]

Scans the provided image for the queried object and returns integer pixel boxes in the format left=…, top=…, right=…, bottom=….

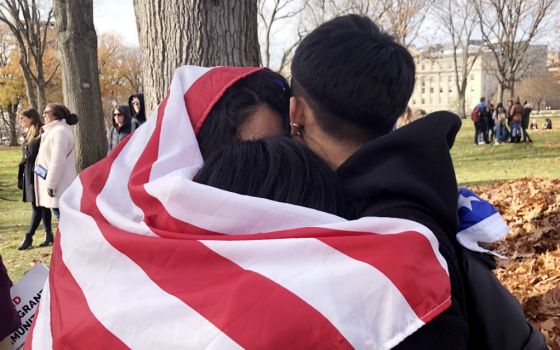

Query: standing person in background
left=509, top=98, right=524, bottom=143
left=472, top=97, right=488, bottom=145
left=17, top=109, right=53, bottom=250
left=128, top=93, right=146, bottom=126
left=486, top=103, right=495, bottom=142
left=507, top=99, right=514, bottom=126
left=521, top=101, right=533, bottom=143
left=107, top=105, right=136, bottom=153
left=35, top=103, right=78, bottom=221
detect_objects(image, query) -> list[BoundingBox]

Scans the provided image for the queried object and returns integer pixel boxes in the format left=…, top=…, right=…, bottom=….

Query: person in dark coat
left=128, top=93, right=146, bottom=126
left=521, top=101, right=533, bottom=142
left=289, top=14, right=545, bottom=349
left=509, top=98, right=524, bottom=143
left=17, top=108, right=53, bottom=250
left=107, top=105, right=136, bottom=153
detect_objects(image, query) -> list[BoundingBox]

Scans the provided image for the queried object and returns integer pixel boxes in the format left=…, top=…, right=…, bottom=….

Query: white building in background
left=409, top=43, right=548, bottom=113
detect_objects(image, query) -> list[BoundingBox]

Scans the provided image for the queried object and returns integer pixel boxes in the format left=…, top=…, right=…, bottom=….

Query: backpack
left=471, top=107, right=481, bottom=122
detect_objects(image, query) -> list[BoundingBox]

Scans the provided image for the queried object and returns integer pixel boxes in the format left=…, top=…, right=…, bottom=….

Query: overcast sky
left=91, top=0, right=558, bottom=54
left=93, top=0, right=138, bottom=46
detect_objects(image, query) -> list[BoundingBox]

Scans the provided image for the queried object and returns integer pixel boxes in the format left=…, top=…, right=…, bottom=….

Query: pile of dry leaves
left=472, top=178, right=560, bottom=349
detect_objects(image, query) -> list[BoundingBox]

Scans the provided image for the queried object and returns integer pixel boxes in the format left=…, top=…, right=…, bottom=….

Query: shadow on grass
left=458, top=179, right=511, bottom=187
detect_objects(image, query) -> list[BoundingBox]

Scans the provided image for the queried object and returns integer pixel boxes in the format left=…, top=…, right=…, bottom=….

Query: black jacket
left=18, top=137, right=41, bottom=203
left=337, top=112, right=467, bottom=349
left=336, top=111, right=546, bottom=349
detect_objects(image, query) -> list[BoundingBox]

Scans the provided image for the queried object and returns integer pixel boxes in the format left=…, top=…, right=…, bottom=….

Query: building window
left=430, top=87, right=434, bottom=93
left=421, top=88, right=425, bottom=93
left=412, top=99, right=416, bottom=104
left=470, top=74, right=474, bottom=80
left=439, top=87, right=443, bottom=93
left=448, top=75, right=452, bottom=82
left=421, top=99, right=425, bottom=104
left=421, top=64, right=425, bottom=70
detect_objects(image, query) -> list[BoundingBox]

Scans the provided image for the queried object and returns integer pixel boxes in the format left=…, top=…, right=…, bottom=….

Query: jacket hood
left=337, top=111, right=462, bottom=233
left=128, top=93, right=146, bottom=123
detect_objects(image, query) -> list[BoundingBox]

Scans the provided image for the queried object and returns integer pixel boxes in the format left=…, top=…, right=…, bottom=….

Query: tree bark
left=133, top=0, right=260, bottom=114
left=53, top=0, right=106, bottom=171
left=18, top=55, right=38, bottom=109
left=7, top=102, right=17, bottom=146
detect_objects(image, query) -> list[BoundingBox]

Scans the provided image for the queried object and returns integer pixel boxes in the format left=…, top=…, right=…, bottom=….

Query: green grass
left=451, top=116, right=560, bottom=186
left=0, top=117, right=559, bottom=280
left=0, top=147, right=53, bottom=281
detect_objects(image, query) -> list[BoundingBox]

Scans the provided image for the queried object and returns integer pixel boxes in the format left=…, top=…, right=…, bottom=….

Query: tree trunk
left=497, top=85, right=504, bottom=104
left=458, top=94, right=466, bottom=119
left=7, top=102, right=18, bottom=146
left=133, top=0, right=260, bottom=114
left=53, top=0, right=106, bottom=171
left=36, top=66, right=47, bottom=113
left=18, top=56, right=38, bottom=110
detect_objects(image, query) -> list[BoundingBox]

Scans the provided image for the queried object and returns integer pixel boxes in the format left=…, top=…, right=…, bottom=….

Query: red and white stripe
left=27, top=66, right=451, bottom=350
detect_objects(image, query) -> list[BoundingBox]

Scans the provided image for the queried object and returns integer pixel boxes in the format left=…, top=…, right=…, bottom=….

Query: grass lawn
left=0, top=147, right=54, bottom=281
left=452, top=116, right=560, bottom=185
left=0, top=116, right=559, bottom=281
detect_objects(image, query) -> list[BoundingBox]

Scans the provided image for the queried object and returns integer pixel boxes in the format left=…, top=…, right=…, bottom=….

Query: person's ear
left=289, top=96, right=308, bottom=137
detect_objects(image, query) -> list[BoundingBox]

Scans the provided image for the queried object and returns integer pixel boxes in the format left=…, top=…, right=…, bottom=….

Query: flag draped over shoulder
left=26, top=66, right=452, bottom=350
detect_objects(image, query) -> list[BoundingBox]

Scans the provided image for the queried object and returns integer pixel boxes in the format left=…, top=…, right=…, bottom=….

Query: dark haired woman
left=196, top=69, right=291, bottom=159
left=17, top=109, right=53, bottom=250
left=128, top=93, right=146, bottom=126
left=108, top=105, right=135, bottom=153
left=35, top=103, right=78, bottom=223
left=195, top=137, right=354, bottom=219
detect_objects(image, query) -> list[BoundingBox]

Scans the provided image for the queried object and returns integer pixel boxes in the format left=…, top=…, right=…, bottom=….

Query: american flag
left=26, top=66, right=451, bottom=350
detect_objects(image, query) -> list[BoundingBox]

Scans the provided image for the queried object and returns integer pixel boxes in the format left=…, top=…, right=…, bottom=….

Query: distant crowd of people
left=472, top=97, right=552, bottom=145
left=15, top=93, right=146, bottom=251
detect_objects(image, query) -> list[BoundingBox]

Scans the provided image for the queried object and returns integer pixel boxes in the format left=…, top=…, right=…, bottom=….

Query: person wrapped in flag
left=287, top=14, right=544, bottom=350
left=25, top=65, right=457, bottom=349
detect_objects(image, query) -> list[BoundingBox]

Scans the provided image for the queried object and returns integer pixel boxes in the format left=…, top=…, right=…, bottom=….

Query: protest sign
left=9, top=264, right=49, bottom=350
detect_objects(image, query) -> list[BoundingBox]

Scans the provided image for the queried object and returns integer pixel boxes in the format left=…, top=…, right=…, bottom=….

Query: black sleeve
left=365, top=206, right=469, bottom=349
left=393, top=306, right=468, bottom=350
left=462, top=250, right=547, bottom=350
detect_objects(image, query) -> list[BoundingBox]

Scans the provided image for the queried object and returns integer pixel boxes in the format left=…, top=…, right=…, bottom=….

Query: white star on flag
left=458, top=193, right=480, bottom=211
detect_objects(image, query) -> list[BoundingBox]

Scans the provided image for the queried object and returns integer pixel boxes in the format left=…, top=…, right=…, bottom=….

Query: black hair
left=112, top=105, right=132, bottom=128
left=291, top=14, right=415, bottom=141
left=196, top=69, right=291, bottom=159
left=47, top=103, right=79, bottom=125
left=194, top=137, right=356, bottom=219
left=480, top=97, right=486, bottom=102
left=128, top=93, right=146, bottom=124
